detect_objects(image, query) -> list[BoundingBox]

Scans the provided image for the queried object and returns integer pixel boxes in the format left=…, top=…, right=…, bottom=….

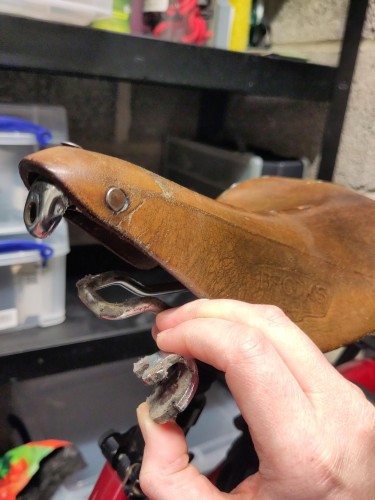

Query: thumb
left=137, top=403, right=223, bottom=500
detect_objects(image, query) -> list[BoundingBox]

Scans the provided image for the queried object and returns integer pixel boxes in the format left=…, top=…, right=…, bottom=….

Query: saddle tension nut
left=106, top=187, right=129, bottom=213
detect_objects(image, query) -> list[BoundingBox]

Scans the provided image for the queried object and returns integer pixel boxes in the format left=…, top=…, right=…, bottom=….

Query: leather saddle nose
left=19, top=145, right=375, bottom=352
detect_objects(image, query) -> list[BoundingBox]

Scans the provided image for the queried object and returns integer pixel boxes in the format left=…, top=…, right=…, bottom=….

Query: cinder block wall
left=270, top=0, right=375, bottom=198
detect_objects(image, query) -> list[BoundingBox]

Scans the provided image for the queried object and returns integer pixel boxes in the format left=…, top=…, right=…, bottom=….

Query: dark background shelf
left=0, top=14, right=336, bottom=101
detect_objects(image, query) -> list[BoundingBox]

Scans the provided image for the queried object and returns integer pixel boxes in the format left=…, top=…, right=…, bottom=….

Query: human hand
left=137, top=299, right=375, bottom=499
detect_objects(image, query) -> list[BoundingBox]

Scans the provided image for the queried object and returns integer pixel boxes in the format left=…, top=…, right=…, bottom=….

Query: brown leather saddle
left=19, top=145, right=375, bottom=352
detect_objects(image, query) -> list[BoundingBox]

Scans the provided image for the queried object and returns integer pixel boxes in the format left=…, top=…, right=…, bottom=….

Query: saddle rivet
left=106, top=187, right=129, bottom=213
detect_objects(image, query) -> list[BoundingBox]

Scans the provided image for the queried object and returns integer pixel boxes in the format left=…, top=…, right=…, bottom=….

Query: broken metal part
left=77, top=270, right=198, bottom=423
left=76, top=270, right=186, bottom=320
left=23, top=180, right=69, bottom=238
left=134, top=351, right=199, bottom=424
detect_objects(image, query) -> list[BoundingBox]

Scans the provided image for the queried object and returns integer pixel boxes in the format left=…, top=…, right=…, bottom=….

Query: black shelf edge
left=0, top=329, right=155, bottom=384
left=0, top=14, right=336, bottom=101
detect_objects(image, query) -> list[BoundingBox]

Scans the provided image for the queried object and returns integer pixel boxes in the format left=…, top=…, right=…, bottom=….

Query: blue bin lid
left=0, top=116, right=52, bottom=147
left=0, top=240, right=54, bottom=266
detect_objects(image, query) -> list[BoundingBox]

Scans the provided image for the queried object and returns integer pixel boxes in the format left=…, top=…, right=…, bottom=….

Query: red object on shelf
left=151, top=0, right=211, bottom=45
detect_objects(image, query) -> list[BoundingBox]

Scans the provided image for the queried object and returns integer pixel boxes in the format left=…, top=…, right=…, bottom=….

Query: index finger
left=154, top=299, right=343, bottom=397
left=155, top=316, right=314, bottom=464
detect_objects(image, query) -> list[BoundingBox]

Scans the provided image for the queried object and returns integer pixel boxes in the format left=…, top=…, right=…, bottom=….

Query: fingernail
left=155, top=328, right=172, bottom=347
left=151, top=324, right=159, bottom=338
left=157, top=308, right=176, bottom=320
left=152, top=324, right=171, bottom=338
left=137, top=402, right=152, bottom=438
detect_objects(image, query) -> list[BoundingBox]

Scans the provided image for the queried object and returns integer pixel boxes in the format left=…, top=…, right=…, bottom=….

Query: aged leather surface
left=19, top=146, right=375, bottom=352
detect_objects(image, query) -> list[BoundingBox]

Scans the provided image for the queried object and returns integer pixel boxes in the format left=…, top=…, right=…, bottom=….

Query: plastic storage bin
left=0, top=0, right=112, bottom=26
left=0, top=221, right=70, bottom=332
left=0, top=103, right=70, bottom=331
left=164, top=136, right=307, bottom=198
left=0, top=131, right=44, bottom=236
left=0, top=104, right=68, bottom=235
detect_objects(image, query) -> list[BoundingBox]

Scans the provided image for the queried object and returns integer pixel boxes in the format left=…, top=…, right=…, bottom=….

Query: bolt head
left=106, top=187, right=129, bottom=213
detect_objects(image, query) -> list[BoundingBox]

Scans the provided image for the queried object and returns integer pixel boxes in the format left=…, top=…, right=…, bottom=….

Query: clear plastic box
left=0, top=104, right=68, bottom=236
left=0, top=132, right=41, bottom=236
left=0, top=0, right=112, bottom=26
left=164, top=136, right=307, bottom=198
left=0, top=104, right=70, bottom=332
left=0, top=221, right=70, bottom=332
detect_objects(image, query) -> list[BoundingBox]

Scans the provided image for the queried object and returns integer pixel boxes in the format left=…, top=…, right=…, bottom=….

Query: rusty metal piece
left=76, top=271, right=185, bottom=320
left=134, top=351, right=199, bottom=424
left=77, top=270, right=197, bottom=422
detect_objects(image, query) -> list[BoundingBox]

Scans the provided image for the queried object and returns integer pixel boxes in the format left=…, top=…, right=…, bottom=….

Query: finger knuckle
left=189, top=298, right=211, bottom=318
left=260, top=304, right=289, bottom=328
left=140, top=455, right=191, bottom=498
left=287, top=442, right=344, bottom=496
left=311, top=449, right=344, bottom=494
left=233, top=326, right=270, bottom=363
left=347, top=380, right=368, bottom=400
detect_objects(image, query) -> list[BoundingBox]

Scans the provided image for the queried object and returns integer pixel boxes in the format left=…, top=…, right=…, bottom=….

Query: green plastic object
left=0, top=440, right=70, bottom=498
left=91, top=0, right=131, bottom=33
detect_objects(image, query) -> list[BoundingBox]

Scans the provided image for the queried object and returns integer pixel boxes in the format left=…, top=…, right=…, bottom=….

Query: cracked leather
left=19, top=146, right=375, bottom=352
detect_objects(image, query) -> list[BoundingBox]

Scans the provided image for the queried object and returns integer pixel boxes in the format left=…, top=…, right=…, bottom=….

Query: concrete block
left=269, top=0, right=375, bottom=44
left=269, top=0, right=349, bottom=45
left=364, top=0, right=375, bottom=40
left=129, top=83, right=200, bottom=141
left=334, top=42, right=375, bottom=198
left=224, top=95, right=328, bottom=162
left=0, top=70, right=117, bottom=145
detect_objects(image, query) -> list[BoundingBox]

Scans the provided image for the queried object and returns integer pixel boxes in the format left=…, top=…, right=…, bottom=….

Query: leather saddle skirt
left=19, top=145, right=375, bottom=352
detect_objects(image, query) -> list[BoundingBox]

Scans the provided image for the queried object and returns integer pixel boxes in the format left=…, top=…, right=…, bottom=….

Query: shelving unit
left=0, top=14, right=335, bottom=100
left=0, top=0, right=368, bottom=382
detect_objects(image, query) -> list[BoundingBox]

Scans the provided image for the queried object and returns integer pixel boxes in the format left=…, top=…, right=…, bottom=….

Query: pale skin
left=136, top=299, right=375, bottom=499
